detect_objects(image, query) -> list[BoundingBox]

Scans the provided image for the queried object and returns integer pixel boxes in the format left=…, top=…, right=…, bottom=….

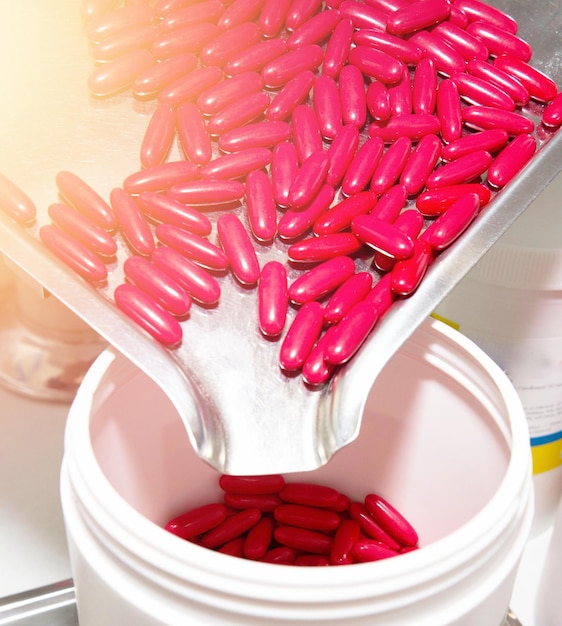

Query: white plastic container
left=436, top=172, right=562, bottom=534
left=60, top=318, right=533, bottom=625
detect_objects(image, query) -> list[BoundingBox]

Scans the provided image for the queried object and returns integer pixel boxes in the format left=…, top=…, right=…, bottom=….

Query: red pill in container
left=421, top=191, right=481, bottom=251
left=352, top=215, right=415, bottom=259
left=288, top=256, right=357, bottom=305
left=200, top=21, right=262, bottom=67
left=466, top=59, right=529, bottom=106
left=277, top=184, right=335, bottom=240
left=313, top=191, right=377, bottom=236
left=217, top=213, right=260, bottom=286
left=199, top=148, right=272, bottom=181
left=56, top=170, right=115, bottom=231
left=409, top=30, right=466, bottom=78
left=425, top=150, right=492, bottom=188
left=200, top=508, right=262, bottom=549
left=353, top=29, right=422, bottom=66
left=110, top=188, right=154, bottom=256
left=288, top=232, right=362, bottom=263
left=274, top=504, right=341, bottom=532
left=0, top=172, right=37, bottom=224
left=494, top=55, right=558, bottom=103
left=123, top=161, right=199, bottom=195
left=366, top=81, right=391, bottom=123
left=158, top=1, right=225, bottom=33
left=91, top=23, right=157, bottom=63
left=368, top=114, right=441, bottom=143
left=375, top=209, right=425, bottom=272
left=348, top=501, right=402, bottom=550
left=168, top=179, right=246, bottom=205
left=273, top=526, right=332, bottom=555
left=259, top=0, right=293, bottom=37
left=278, top=301, right=325, bottom=371
left=223, top=38, right=287, bottom=76
left=266, top=69, right=316, bottom=121
left=288, top=149, right=330, bottom=209
left=217, top=0, right=266, bottom=31
left=155, top=223, right=229, bottom=271
left=338, top=64, right=368, bottom=128
left=219, top=474, right=285, bottom=495
left=279, top=482, right=341, bottom=508
left=261, top=44, right=324, bottom=89
left=140, top=105, right=176, bottom=169
left=348, top=45, right=404, bottom=85
left=371, top=135, right=412, bottom=195
left=287, top=8, right=342, bottom=49
left=351, top=540, right=399, bottom=562
left=285, top=0, right=324, bottom=31
left=487, top=133, right=537, bottom=190
left=441, top=128, right=509, bottom=162
left=324, top=271, right=373, bottom=325
left=387, top=66, right=412, bottom=117
left=223, top=493, right=282, bottom=512
left=416, top=183, right=491, bottom=216
left=436, top=78, right=462, bottom=144
left=301, top=328, right=338, bottom=386
left=455, top=70, right=519, bottom=110
left=152, top=23, right=219, bottom=61
left=342, top=136, right=385, bottom=197
left=165, top=503, right=228, bottom=540
left=385, top=0, right=450, bottom=36
left=197, top=71, right=264, bottom=116
left=325, top=124, right=360, bottom=187
left=461, top=106, right=535, bottom=135
left=132, top=52, right=198, bottom=99
left=291, top=104, right=323, bottom=165
left=400, top=133, right=442, bottom=196
left=542, top=91, right=562, bottom=128
left=246, top=169, right=277, bottom=242
left=218, top=121, right=291, bottom=153
left=313, top=75, right=343, bottom=140
left=454, top=0, right=518, bottom=34
left=271, top=141, right=299, bottom=208
left=369, top=184, right=408, bottom=223
left=322, top=17, right=354, bottom=79
left=176, top=102, right=212, bottom=165
left=412, top=57, right=437, bottom=115
left=244, top=517, right=274, bottom=560
left=363, top=272, right=395, bottom=319
left=466, top=22, right=532, bottom=62
left=339, top=1, right=387, bottom=31
left=136, top=192, right=211, bottom=236
left=84, top=3, right=154, bottom=42
left=391, top=238, right=433, bottom=296
left=364, top=493, right=419, bottom=546
left=88, top=50, right=153, bottom=95
left=330, top=519, right=361, bottom=565
left=431, top=21, right=489, bottom=63
left=206, top=91, right=271, bottom=136
left=158, top=65, right=223, bottom=107
left=258, top=261, right=288, bottom=337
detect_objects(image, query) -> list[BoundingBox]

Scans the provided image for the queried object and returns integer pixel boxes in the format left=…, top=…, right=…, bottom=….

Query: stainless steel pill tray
left=0, top=0, right=561, bottom=475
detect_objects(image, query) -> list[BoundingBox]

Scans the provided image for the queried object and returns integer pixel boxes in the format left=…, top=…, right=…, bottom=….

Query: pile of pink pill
left=1, top=0, right=561, bottom=385
left=165, top=474, right=419, bottom=564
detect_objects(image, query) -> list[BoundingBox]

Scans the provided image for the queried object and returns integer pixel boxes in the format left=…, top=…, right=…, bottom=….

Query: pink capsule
left=84, top=3, right=154, bottom=41
left=288, top=150, right=330, bottom=209
left=291, top=105, right=323, bottom=164
left=111, top=188, right=154, bottom=256
left=219, top=473, right=285, bottom=494
left=266, top=70, right=315, bottom=122
left=217, top=213, right=260, bottom=285
left=426, top=149, right=492, bottom=188
left=331, top=519, right=361, bottom=565
left=368, top=114, right=441, bottom=142
left=200, top=21, right=262, bottom=67
left=91, top=23, right=157, bottom=63
left=123, top=161, right=200, bottom=195
left=151, top=245, right=222, bottom=305
left=47, top=203, right=117, bottom=257
left=366, top=81, right=391, bottom=122
left=432, top=21, right=488, bottom=62
left=338, top=64, right=368, bottom=128
left=455, top=72, right=515, bottom=111
left=123, top=256, right=191, bottom=317
left=277, top=184, right=336, bottom=240
left=81, top=0, right=120, bottom=23
left=326, top=124, right=360, bottom=187
left=323, top=271, right=373, bottom=325
left=158, top=1, right=225, bottom=32
left=413, top=57, right=437, bottom=115
left=348, top=501, right=401, bottom=551
left=223, top=37, right=287, bottom=76
left=352, top=214, right=415, bottom=259
left=361, top=0, right=409, bottom=12
left=494, top=55, right=558, bottom=103
left=0, top=172, right=37, bottom=224
left=322, top=17, right=354, bottom=78
left=199, top=148, right=272, bottom=181
left=365, top=493, right=419, bottom=547
left=137, top=192, right=211, bottom=236
left=218, top=121, right=292, bottom=153
left=165, top=503, right=228, bottom=540
left=313, top=75, right=343, bottom=140
left=246, top=168, right=277, bottom=241
left=461, top=106, right=535, bottom=135
left=371, top=136, right=412, bottom=195
left=140, top=105, right=175, bottom=168
left=466, top=22, right=531, bottom=62
left=217, top=0, right=266, bottom=31
left=348, top=45, right=404, bottom=85
left=339, top=1, right=387, bottom=31
left=422, top=191, right=481, bottom=250
left=342, top=136, right=385, bottom=196
left=388, top=66, right=412, bottom=117
left=176, top=102, right=212, bottom=165
left=416, top=183, right=491, bottom=216
left=152, top=23, right=220, bottom=61
left=363, top=271, right=396, bottom=317
left=168, top=179, right=246, bottom=205
left=56, top=170, right=115, bottom=231
left=113, top=283, right=182, bottom=346
left=39, top=224, right=108, bottom=284
left=313, top=191, right=377, bottom=236
left=436, top=78, right=462, bottom=144
left=285, top=0, right=323, bottom=31
left=351, top=540, right=400, bottom=562
left=466, top=59, right=529, bottom=106
left=391, top=238, right=433, bottom=296
left=271, top=141, right=300, bottom=208
left=288, top=8, right=342, bottom=49
left=279, top=482, right=341, bottom=508
left=262, top=44, right=324, bottom=89
left=400, top=133, right=442, bottom=196
left=207, top=91, right=271, bottom=136
left=197, top=71, right=264, bottom=115
left=373, top=208, right=424, bottom=272
left=279, top=301, right=325, bottom=371
left=156, top=0, right=203, bottom=15
left=288, top=232, right=362, bottom=263
left=447, top=4, right=469, bottom=29
left=259, top=0, right=293, bottom=37
left=301, top=327, right=338, bottom=386
left=542, top=91, right=562, bottom=128
left=200, top=508, right=262, bottom=549
left=274, top=504, right=341, bottom=532
left=243, top=517, right=274, bottom=560
left=441, top=128, right=509, bottom=161
left=409, top=30, right=466, bottom=77
left=454, top=0, right=518, bottom=34
left=258, top=261, right=288, bottom=337
left=386, top=0, right=450, bottom=36
left=369, top=183, right=408, bottom=223
left=487, top=133, right=537, bottom=190
left=324, top=300, right=379, bottom=365
left=156, top=223, right=229, bottom=271
left=224, top=492, right=283, bottom=512
left=158, top=65, right=223, bottom=107
left=288, top=256, right=357, bottom=304
left=353, top=29, right=422, bottom=66
left=273, top=525, right=332, bottom=555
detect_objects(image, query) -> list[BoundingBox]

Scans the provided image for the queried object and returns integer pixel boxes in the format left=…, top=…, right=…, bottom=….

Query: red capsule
left=219, top=537, right=246, bottom=557
left=425, top=150, right=492, bottom=188
left=287, top=8, right=342, bottom=49
left=368, top=114, right=441, bottom=142
left=152, top=23, right=220, bottom=61
left=339, top=1, right=387, bottom=31
left=223, top=37, right=287, bottom=76
left=352, top=215, right=414, bottom=259
left=56, top=170, right=115, bottom=231
left=288, top=256, right=356, bottom=304
left=441, top=128, right=509, bottom=162
left=197, top=71, right=264, bottom=115
left=313, top=75, right=343, bottom=140
left=217, top=213, right=260, bottom=286
left=369, top=184, right=408, bottom=223
left=274, top=504, right=341, bottom=532
left=331, top=519, right=361, bottom=565
left=348, top=45, right=404, bottom=85
left=412, top=57, right=437, bottom=115
left=246, top=168, right=277, bottom=242
left=218, top=121, right=292, bottom=153
left=158, top=1, right=225, bottom=32
left=391, top=238, right=433, bottom=296
left=165, top=503, right=229, bottom=540
left=353, top=29, right=422, bottom=66
left=47, top=203, right=117, bottom=257
left=400, top=133, right=442, bottom=196
left=351, top=540, right=400, bottom=562
left=151, top=246, right=222, bottom=305
left=84, top=3, right=154, bottom=42
left=432, top=21, right=488, bottom=63
left=259, top=0, right=293, bottom=37
left=422, top=191, right=481, bottom=250
left=133, top=53, right=198, bottom=99
left=258, top=261, right=288, bottom=337
left=348, top=501, right=402, bottom=550
left=0, top=173, right=36, bottom=224
left=91, top=23, right=156, bottom=62
left=365, top=493, right=419, bottom=546
left=289, top=150, right=330, bottom=209
left=155, top=223, right=229, bottom=271
left=266, top=70, right=315, bottom=122
left=224, top=493, right=283, bottom=512
left=461, top=105, right=535, bottom=135
left=388, top=66, right=412, bottom=117
left=217, top=0, right=266, bottom=31
left=371, top=136, right=412, bottom=195
left=219, top=473, right=285, bottom=494
left=140, top=105, right=175, bottom=168
left=363, top=271, right=396, bottom=317
left=81, top=0, right=120, bottom=23
left=291, top=105, right=323, bottom=164
left=285, top=0, right=323, bottom=30
left=322, top=17, right=354, bottom=78
left=542, top=91, right=562, bottom=128
left=176, top=102, right=212, bottom=165
left=279, top=301, right=325, bottom=371
left=324, top=271, right=373, bottom=325
left=207, top=91, right=271, bottom=136
left=339, top=64, right=368, bottom=128
left=137, top=192, right=211, bottom=236
left=200, top=21, right=262, bottom=67
left=156, top=0, right=204, bottom=15
left=199, top=148, right=272, bottom=181
left=373, top=209, right=424, bottom=271
left=301, top=327, right=338, bottom=386
left=454, top=0, right=518, bottom=34
left=323, top=300, right=378, bottom=365
left=271, top=141, right=300, bottom=208
left=277, top=184, right=336, bottom=240
left=39, top=225, right=107, bottom=284
left=168, top=179, right=246, bottom=205
left=279, top=482, right=341, bottom=508
left=494, top=55, right=558, bottom=103
left=110, top=188, right=154, bottom=256
left=262, top=44, right=324, bottom=89
left=416, top=183, right=491, bottom=216
left=361, top=0, right=409, bottom=12
left=466, top=59, right=529, bottom=106
left=326, top=124, right=360, bottom=187
left=274, top=526, right=332, bottom=555
left=487, top=133, right=537, bottom=190
left=113, top=282, right=182, bottom=346
left=243, top=517, right=274, bottom=560
left=200, top=508, right=262, bottom=549
left=124, top=161, right=199, bottom=195
left=466, top=22, right=531, bottom=62
left=313, top=191, right=377, bottom=236
left=409, top=30, right=466, bottom=77
left=366, top=81, right=391, bottom=123
left=436, top=78, right=462, bottom=144
left=288, top=232, right=362, bottom=263
left=260, top=546, right=297, bottom=564
left=386, top=0, right=450, bottom=36
left=158, top=65, right=223, bottom=107
left=294, top=555, right=331, bottom=566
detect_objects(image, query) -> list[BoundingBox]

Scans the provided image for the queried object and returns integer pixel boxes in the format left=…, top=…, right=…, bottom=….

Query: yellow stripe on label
left=430, top=312, right=460, bottom=331
left=532, top=439, right=562, bottom=474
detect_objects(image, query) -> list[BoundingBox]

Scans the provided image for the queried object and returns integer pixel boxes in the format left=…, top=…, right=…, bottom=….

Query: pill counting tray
left=0, top=0, right=561, bottom=475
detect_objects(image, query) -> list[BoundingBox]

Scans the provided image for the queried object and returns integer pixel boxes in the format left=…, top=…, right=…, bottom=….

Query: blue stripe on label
left=531, top=430, right=562, bottom=447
